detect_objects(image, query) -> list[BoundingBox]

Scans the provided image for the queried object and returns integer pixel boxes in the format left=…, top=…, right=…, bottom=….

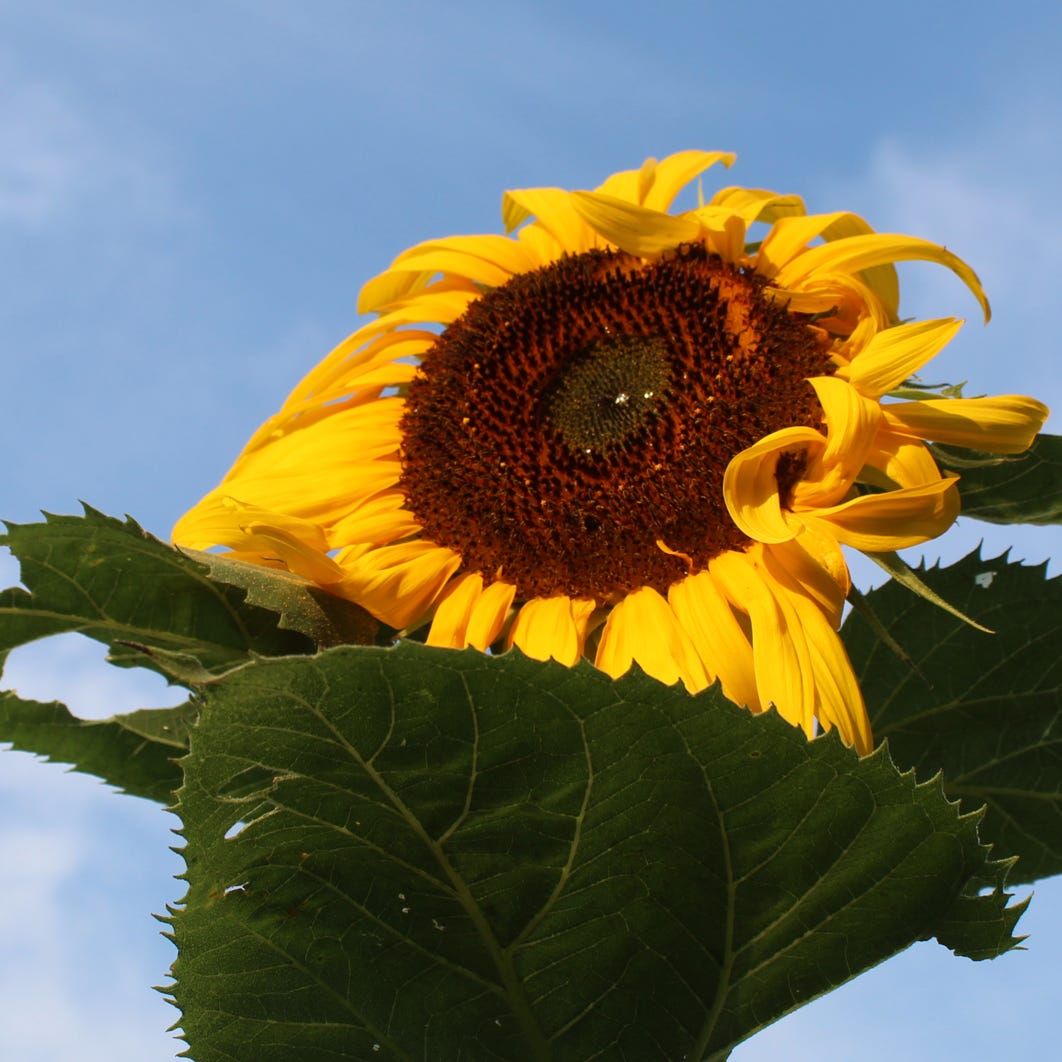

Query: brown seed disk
left=399, top=244, right=834, bottom=601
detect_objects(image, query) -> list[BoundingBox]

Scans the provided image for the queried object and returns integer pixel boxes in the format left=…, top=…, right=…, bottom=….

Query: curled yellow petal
left=723, top=426, right=823, bottom=542
left=803, top=477, right=961, bottom=551
left=775, top=233, right=990, bottom=323
left=882, top=395, right=1050, bottom=454
left=861, top=429, right=943, bottom=489
left=801, top=376, right=882, bottom=496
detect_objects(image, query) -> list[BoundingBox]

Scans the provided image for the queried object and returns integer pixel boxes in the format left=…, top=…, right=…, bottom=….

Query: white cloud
left=0, top=755, right=183, bottom=1062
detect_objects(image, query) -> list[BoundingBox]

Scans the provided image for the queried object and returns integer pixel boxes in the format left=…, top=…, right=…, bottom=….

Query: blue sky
left=2, top=2, right=1061, bottom=1058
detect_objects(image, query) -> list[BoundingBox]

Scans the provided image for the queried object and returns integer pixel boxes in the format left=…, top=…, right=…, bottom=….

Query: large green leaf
left=842, top=549, right=1062, bottom=884
left=935, top=433, right=1062, bottom=525
left=170, top=644, right=1021, bottom=1062
left=0, top=694, right=193, bottom=802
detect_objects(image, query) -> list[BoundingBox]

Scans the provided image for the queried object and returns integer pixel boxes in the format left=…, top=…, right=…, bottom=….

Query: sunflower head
left=174, top=151, right=1049, bottom=756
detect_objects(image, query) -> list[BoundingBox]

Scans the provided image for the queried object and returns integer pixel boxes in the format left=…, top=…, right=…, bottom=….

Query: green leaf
left=180, top=548, right=378, bottom=649
left=0, top=507, right=315, bottom=677
left=935, top=433, right=1062, bottom=525
left=0, top=693, right=193, bottom=803
left=169, top=644, right=1020, bottom=1061
left=842, top=548, right=1062, bottom=884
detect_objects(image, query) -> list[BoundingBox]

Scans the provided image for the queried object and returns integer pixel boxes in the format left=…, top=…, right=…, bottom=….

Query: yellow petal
left=639, top=150, right=736, bottom=212
left=364, top=290, right=478, bottom=333
left=708, top=186, right=807, bottom=225
left=882, top=396, right=1050, bottom=453
left=394, top=233, right=538, bottom=273
left=427, top=572, right=484, bottom=648
left=800, top=376, right=882, bottom=498
left=359, top=249, right=517, bottom=313
left=238, top=522, right=347, bottom=586
left=775, top=233, right=990, bottom=323
left=861, top=429, right=942, bottom=489
left=709, top=550, right=814, bottom=737
left=465, top=580, right=517, bottom=650
left=838, top=318, right=963, bottom=398
left=329, top=492, right=420, bottom=547
left=356, top=269, right=434, bottom=315
left=426, top=573, right=514, bottom=650
left=756, top=213, right=901, bottom=317
left=723, top=427, right=824, bottom=542
left=802, top=477, right=960, bottom=551
left=174, top=497, right=329, bottom=554
left=569, top=191, right=702, bottom=256
left=763, top=532, right=849, bottom=629
left=336, top=541, right=462, bottom=629
left=277, top=331, right=436, bottom=419
left=668, top=571, right=759, bottom=711
left=595, top=586, right=710, bottom=691
left=501, top=187, right=600, bottom=253
left=762, top=556, right=872, bottom=754
left=593, top=159, right=645, bottom=203
left=508, top=595, right=596, bottom=666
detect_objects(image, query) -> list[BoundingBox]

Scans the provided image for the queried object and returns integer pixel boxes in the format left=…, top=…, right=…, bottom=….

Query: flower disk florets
left=399, top=244, right=833, bottom=601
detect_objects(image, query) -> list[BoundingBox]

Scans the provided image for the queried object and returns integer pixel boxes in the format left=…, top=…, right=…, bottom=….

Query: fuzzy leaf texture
left=938, top=432, right=1062, bottom=525
left=842, top=548, right=1062, bottom=885
left=169, top=644, right=1022, bottom=1062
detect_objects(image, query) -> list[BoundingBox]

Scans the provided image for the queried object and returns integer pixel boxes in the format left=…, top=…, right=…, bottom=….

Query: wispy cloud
left=0, top=755, right=182, bottom=1062
left=823, top=110, right=1062, bottom=426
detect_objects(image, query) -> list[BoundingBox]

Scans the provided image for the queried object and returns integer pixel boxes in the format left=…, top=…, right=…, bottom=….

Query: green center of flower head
left=546, top=335, right=670, bottom=454
left=399, top=244, right=834, bottom=602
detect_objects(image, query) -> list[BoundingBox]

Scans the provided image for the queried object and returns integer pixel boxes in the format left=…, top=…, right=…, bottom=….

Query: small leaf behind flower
left=843, top=547, right=1062, bottom=884
left=937, top=433, right=1062, bottom=525
left=169, top=644, right=1021, bottom=1062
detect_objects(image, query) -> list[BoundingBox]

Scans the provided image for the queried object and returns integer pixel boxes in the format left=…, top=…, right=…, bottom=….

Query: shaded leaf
left=935, top=433, right=1062, bottom=525
left=842, top=548, right=1062, bottom=884
left=0, top=693, right=193, bottom=802
left=170, top=644, right=1020, bottom=1062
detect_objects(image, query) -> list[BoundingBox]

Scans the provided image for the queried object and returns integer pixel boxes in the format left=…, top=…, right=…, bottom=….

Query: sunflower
left=174, top=151, right=1048, bottom=754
